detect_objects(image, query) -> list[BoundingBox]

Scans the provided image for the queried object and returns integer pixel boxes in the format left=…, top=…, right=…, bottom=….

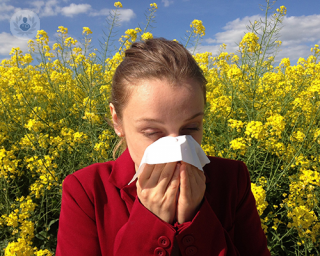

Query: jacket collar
left=108, top=148, right=136, bottom=190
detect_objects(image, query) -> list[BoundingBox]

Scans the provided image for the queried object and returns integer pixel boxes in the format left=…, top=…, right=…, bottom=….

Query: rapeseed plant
left=0, top=1, right=319, bottom=255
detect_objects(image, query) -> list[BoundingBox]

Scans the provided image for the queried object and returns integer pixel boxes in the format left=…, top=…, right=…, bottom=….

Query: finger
left=138, top=163, right=154, bottom=182
left=146, top=163, right=167, bottom=187
left=194, top=167, right=206, bottom=184
left=166, top=162, right=180, bottom=194
left=185, top=163, right=205, bottom=187
left=158, top=162, right=179, bottom=194
left=180, top=162, right=192, bottom=198
left=186, top=163, right=198, bottom=184
left=185, top=164, right=206, bottom=201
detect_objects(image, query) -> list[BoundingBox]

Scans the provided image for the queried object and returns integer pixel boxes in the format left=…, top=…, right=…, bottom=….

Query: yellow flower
left=150, top=3, right=158, bottom=9
left=190, top=19, right=205, bottom=37
left=239, top=32, right=259, bottom=53
left=229, top=137, right=247, bottom=155
left=231, top=55, right=239, bottom=62
left=228, top=119, right=244, bottom=133
left=57, top=26, right=68, bottom=34
left=220, top=43, right=227, bottom=50
left=64, top=37, right=78, bottom=46
left=82, top=27, right=92, bottom=35
left=245, top=121, right=265, bottom=140
left=276, top=5, right=287, bottom=15
left=35, top=249, right=54, bottom=256
left=291, top=131, right=305, bottom=142
left=251, top=182, right=268, bottom=216
left=311, top=44, right=320, bottom=54
left=114, top=1, right=123, bottom=8
left=275, top=40, right=282, bottom=45
left=279, top=58, right=290, bottom=67
left=141, top=32, right=153, bottom=41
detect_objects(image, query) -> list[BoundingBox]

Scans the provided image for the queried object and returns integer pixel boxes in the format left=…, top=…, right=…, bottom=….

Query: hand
left=136, top=162, right=181, bottom=224
left=176, top=162, right=206, bottom=224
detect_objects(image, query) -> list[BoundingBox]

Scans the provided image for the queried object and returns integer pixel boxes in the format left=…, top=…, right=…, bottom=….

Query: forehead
left=122, top=78, right=204, bottom=121
left=131, top=78, right=202, bottom=102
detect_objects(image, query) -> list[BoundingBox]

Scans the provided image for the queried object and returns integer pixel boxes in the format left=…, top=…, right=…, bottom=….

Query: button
left=158, top=236, right=170, bottom=248
left=154, top=247, right=166, bottom=256
left=182, top=235, right=195, bottom=246
left=185, top=246, right=198, bottom=256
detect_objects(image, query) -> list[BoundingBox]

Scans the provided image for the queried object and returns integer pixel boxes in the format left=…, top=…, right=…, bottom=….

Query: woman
left=56, top=38, right=270, bottom=255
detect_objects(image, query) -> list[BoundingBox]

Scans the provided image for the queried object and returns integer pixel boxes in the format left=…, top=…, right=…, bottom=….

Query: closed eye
left=143, top=131, right=160, bottom=137
left=142, top=127, right=200, bottom=138
left=185, top=128, right=200, bottom=131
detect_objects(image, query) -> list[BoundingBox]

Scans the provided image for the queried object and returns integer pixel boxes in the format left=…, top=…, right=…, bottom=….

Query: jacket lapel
left=108, top=148, right=137, bottom=213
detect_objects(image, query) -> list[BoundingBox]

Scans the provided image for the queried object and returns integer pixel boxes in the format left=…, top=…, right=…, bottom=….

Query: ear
left=109, top=103, right=124, bottom=137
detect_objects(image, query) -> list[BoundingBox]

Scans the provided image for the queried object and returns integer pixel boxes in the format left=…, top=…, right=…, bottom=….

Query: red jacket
left=56, top=148, right=270, bottom=256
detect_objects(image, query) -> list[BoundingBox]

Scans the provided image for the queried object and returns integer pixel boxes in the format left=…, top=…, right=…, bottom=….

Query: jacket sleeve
left=55, top=174, right=102, bottom=256
left=173, top=161, right=271, bottom=256
left=56, top=173, right=179, bottom=256
left=114, top=198, right=178, bottom=255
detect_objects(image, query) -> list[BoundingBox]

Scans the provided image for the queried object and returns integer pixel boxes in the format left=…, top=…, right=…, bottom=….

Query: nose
left=167, top=132, right=180, bottom=138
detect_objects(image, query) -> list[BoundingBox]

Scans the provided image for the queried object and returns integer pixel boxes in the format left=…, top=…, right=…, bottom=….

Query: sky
left=1, top=0, right=320, bottom=64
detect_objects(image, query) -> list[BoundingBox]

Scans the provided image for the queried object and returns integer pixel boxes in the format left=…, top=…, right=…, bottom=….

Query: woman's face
left=110, top=78, right=205, bottom=171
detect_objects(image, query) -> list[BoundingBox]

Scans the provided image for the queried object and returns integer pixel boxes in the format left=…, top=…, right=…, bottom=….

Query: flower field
left=1, top=1, right=320, bottom=255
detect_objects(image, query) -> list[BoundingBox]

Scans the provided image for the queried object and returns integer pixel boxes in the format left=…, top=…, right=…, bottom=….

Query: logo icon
left=10, top=10, right=40, bottom=40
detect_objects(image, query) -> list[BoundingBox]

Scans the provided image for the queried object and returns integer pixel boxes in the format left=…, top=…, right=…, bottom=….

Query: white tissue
left=128, top=135, right=210, bottom=184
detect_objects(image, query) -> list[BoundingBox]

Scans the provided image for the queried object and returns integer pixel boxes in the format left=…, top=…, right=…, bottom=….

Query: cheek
left=195, top=135, right=203, bottom=145
left=126, top=136, right=151, bottom=170
left=194, top=127, right=203, bottom=145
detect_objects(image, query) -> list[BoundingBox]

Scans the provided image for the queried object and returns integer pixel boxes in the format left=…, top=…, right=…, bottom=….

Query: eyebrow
left=135, top=111, right=204, bottom=124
